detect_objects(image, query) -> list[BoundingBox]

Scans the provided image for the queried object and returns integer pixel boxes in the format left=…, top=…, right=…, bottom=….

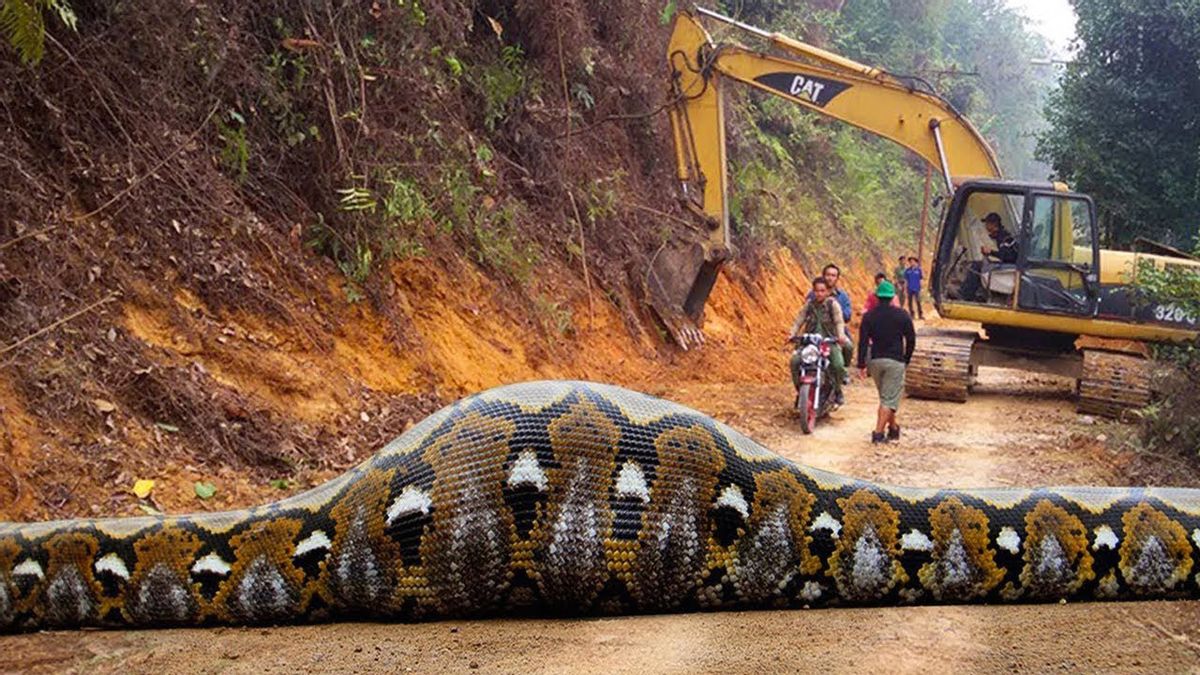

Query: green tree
left=1135, top=255, right=1200, bottom=453
left=713, top=0, right=1055, bottom=252
left=1038, top=0, right=1200, bottom=248
left=729, top=0, right=1055, bottom=178
left=0, top=0, right=75, bottom=65
left=939, top=0, right=1055, bottom=178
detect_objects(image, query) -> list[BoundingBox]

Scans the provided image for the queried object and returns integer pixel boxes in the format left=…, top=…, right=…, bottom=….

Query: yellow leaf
left=93, top=398, right=116, bottom=413
left=485, top=15, right=503, bottom=40
left=132, top=479, right=155, bottom=499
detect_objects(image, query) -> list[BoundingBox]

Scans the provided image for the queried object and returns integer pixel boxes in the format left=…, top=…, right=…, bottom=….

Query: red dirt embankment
left=0, top=0, right=890, bottom=524
left=0, top=244, right=876, bottom=522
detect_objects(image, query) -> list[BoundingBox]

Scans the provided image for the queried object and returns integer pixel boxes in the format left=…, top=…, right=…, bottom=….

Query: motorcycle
left=788, top=333, right=841, bottom=434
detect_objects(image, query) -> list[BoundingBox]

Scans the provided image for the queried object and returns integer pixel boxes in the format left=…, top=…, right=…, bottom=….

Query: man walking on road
left=857, top=280, right=916, bottom=444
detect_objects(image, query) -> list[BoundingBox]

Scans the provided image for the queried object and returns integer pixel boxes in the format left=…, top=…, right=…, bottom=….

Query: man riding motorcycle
left=790, top=276, right=849, bottom=405
left=807, top=264, right=854, bottom=383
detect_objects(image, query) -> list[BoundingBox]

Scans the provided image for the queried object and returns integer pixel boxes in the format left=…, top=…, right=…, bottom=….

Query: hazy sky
left=1005, top=0, right=1077, bottom=57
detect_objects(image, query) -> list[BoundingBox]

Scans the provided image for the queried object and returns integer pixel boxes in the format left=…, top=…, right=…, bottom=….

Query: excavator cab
left=935, top=181, right=1101, bottom=324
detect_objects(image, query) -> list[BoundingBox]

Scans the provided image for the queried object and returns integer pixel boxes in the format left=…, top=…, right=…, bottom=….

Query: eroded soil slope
left=0, top=247, right=878, bottom=521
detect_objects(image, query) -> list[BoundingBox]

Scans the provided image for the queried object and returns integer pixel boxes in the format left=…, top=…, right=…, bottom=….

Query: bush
left=1136, top=255, right=1200, bottom=454
left=1141, top=344, right=1200, bottom=451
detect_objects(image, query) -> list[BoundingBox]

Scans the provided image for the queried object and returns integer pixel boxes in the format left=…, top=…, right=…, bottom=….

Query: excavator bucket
left=646, top=239, right=726, bottom=350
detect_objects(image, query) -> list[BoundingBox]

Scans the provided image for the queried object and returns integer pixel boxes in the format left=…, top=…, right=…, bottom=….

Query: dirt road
left=6, top=369, right=1200, bottom=673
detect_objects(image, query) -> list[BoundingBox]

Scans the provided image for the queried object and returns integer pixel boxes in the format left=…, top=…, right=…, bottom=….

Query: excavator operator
left=790, top=277, right=850, bottom=405
left=958, top=212, right=1019, bottom=302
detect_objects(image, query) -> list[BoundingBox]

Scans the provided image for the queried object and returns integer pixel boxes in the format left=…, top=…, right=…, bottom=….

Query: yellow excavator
left=650, top=6, right=1200, bottom=416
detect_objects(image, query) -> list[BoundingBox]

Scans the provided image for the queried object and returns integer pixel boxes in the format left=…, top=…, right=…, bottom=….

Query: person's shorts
left=868, top=358, right=906, bottom=410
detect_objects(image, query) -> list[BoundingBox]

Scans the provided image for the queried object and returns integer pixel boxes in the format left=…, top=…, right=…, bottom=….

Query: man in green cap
left=856, top=279, right=916, bottom=444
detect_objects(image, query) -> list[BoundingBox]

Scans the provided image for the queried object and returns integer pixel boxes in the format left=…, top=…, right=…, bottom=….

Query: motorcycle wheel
left=797, top=383, right=815, bottom=434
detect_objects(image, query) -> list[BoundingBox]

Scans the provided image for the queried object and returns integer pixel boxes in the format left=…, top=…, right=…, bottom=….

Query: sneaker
left=834, top=391, right=845, bottom=406
left=842, top=374, right=851, bottom=386
left=871, top=431, right=887, bottom=444
left=887, top=425, right=900, bottom=441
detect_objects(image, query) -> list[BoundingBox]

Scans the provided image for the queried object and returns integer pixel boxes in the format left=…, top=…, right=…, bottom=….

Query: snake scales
left=2, top=381, right=1199, bottom=632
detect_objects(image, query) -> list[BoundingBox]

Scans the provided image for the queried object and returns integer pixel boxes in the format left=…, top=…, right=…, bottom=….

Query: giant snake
left=2, top=381, right=1198, bottom=631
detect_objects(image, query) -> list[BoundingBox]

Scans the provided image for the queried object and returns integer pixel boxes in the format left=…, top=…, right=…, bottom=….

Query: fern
left=1, top=0, right=76, bottom=65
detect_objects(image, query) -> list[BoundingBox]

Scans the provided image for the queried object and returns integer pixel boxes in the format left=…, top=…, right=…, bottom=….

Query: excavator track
left=1077, top=349, right=1153, bottom=419
left=904, top=330, right=977, bottom=402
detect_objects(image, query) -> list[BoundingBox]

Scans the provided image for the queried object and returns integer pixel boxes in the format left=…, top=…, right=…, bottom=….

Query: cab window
left=1017, top=194, right=1096, bottom=315
left=946, top=189, right=1023, bottom=307
left=1027, top=195, right=1094, bottom=265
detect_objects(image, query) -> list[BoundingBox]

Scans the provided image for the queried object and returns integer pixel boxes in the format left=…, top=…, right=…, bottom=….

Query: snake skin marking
left=478, top=381, right=576, bottom=414
left=633, top=424, right=724, bottom=610
left=95, top=553, right=131, bottom=580
left=900, top=529, right=933, bottom=552
left=716, top=485, right=750, bottom=519
left=5, top=380, right=1200, bottom=631
left=615, top=461, right=650, bottom=503
left=231, top=557, right=294, bottom=622
left=132, top=564, right=194, bottom=623
left=92, top=519, right=155, bottom=539
left=996, top=526, right=1021, bottom=554
left=1055, top=487, right=1129, bottom=514
left=730, top=471, right=819, bottom=604
left=829, top=491, right=907, bottom=601
left=799, top=581, right=824, bottom=602
left=582, top=382, right=679, bottom=427
left=508, top=450, right=549, bottom=491
left=1118, top=504, right=1192, bottom=593
left=918, top=498, right=1003, bottom=600
left=810, top=512, right=842, bottom=538
left=46, top=566, right=94, bottom=625
left=191, top=553, right=233, bottom=577
left=294, top=531, right=332, bottom=558
left=1020, top=500, right=1094, bottom=597
left=12, top=559, right=43, bottom=580
left=1146, top=488, right=1200, bottom=517
left=1093, top=525, right=1119, bottom=551
left=386, top=486, right=434, bottom=524
left=965, top=489, right=1032, bottom=509
left=1097, top=571, right=1122, bottom=598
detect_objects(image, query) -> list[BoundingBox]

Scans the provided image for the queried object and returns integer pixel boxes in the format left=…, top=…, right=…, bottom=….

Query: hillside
left=0, top=1, right=899, bottom=521
left=0, top=0, right=1068, bottom=521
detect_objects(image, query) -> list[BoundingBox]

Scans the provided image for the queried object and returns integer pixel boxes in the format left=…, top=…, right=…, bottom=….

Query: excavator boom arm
left=667, top=9, right=1002, bottom=253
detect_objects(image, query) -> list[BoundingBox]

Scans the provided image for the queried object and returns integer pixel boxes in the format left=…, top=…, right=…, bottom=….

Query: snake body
left=2, top=381, right=1199, bottom=631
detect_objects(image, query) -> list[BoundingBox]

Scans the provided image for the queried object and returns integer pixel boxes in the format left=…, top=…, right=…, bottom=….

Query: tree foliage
left=712, top=0, right=1056, bottom=255
left=828, top=0, right=1055, bottom=179
left=1038, top=0, right=1200, bottom=248
left=0, top=0, right=75, bottom=65
left=1135, top=253, right=1200, bottom=454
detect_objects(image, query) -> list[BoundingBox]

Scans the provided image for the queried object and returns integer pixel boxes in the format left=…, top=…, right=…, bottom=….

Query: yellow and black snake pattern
left=2, top=381, right=1199, bottom=631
